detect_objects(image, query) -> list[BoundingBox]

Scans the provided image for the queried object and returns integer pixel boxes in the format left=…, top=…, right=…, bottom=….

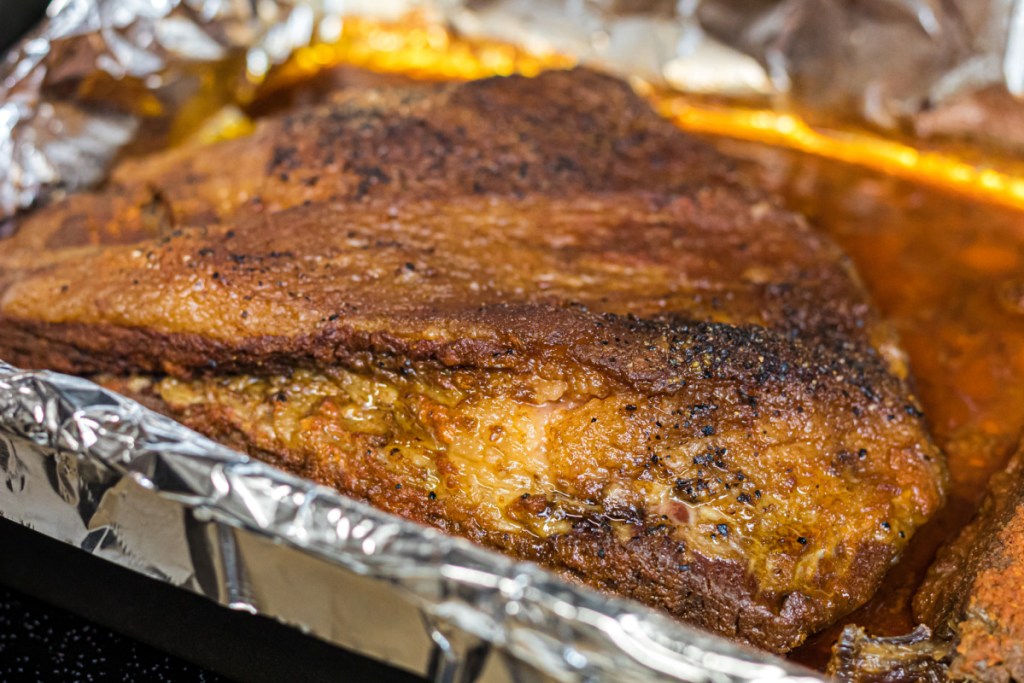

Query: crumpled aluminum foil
left=3, top=0, right=1024, bottom=220
left=0, top=0, right=397, bottom=221
left=445, top=0, right=1024, bottom=148
left=0, top=361, right=825, bottom=682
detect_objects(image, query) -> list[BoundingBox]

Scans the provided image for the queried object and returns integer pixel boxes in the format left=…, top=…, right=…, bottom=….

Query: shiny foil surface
left=4, top=1, right=1024, bottom=218
left=0, top=362, right=825, bottom=682
left=3, top=0, right=1024, bottom=219
left=444, top=0, right=1024, bottom=148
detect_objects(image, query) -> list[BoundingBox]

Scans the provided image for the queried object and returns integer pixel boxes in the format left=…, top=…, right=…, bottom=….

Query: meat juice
left=112, top=26, right=1024, bottom=662
left=251, top=61, right=1024, bottom=666
left=713, top=139, right=1024, bottom=667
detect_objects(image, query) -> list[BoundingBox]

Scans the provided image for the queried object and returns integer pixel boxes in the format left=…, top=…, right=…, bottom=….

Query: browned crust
left=0, top=189, right=897, bottom=385
left=829, top=442, right=1024, bottom=681
left=0, top=69, right=946, bottom=654
left=0, top=301, right=904, bottom=398
left=914, top=441, right=1024, bottom=681
left=113, top=380, right=913, bottom=654
left=82, top=292, right=943, bottom=654
left=13, top=69, right=741, bottom=254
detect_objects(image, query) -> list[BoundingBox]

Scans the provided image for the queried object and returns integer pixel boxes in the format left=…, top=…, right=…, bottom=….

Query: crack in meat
left=916, top=439, right=1024, bottom=682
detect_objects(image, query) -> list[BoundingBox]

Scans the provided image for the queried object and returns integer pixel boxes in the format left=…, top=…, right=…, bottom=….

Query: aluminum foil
left=4, top=0, right=1024, bottom=220
left=0, top=361, right=826, bottom=682
left=0, top=0, right=421, bottom=221
left=444, top=0, right=1024, bottom=141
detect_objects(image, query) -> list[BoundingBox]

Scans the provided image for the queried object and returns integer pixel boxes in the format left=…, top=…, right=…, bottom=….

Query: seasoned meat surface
left=830, top=441, right=1024, bottom=682
left=0, top=69, right=945, bottom=653
left=913, top=440, right=1024, bottom=681
left=827, top=625, right=949, bottom=683
left=13, top=68, right=734, bottom=253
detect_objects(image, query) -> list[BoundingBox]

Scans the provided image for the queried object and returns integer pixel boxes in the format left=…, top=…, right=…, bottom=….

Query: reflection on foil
left=438, top=0, right=772, bottom=95
left=0, top=362, right=823, bottom=682
left=4, top=1, right=1024, bottom=219
left=447, top=0, right=1024, bottom=142
left=0, top=0, right=408, bottom=219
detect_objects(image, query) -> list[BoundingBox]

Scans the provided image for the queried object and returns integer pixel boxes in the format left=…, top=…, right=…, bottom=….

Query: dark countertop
left=0, top=518, right=422, bottom=683
left=0, top=584, right=225, bottom=682
left=0, top=0, right=48, bottom=53
left=0, top=4, right=223, bottom=679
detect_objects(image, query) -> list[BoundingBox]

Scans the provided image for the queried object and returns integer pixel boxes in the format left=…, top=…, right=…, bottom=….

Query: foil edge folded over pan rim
left=0, top=361, right=826, bottom=681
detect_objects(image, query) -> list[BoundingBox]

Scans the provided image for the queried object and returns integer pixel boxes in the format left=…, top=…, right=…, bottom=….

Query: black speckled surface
left=0, top=584, right=225, bottom=682
left=0, top=519, right=422, bottom=683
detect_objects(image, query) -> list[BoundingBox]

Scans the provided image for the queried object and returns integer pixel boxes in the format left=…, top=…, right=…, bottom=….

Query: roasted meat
left=0, top=69, right=945, bottom=653
left=914, top=440, right=1024, bottom=681
left=12, top=68, right=734, bottom=252
left=830, top=440, right=1024, bottom=682
left=827, top=625, right=949, bottom=683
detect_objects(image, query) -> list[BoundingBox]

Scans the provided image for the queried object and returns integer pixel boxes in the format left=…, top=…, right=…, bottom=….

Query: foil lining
left=4, top=0, right=1024, bottom=219
left=0, top=361, right=825, bottom=682
left=0, top=0, right=420, bottom=220
left=444, top=0, right=1024, bottom=138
